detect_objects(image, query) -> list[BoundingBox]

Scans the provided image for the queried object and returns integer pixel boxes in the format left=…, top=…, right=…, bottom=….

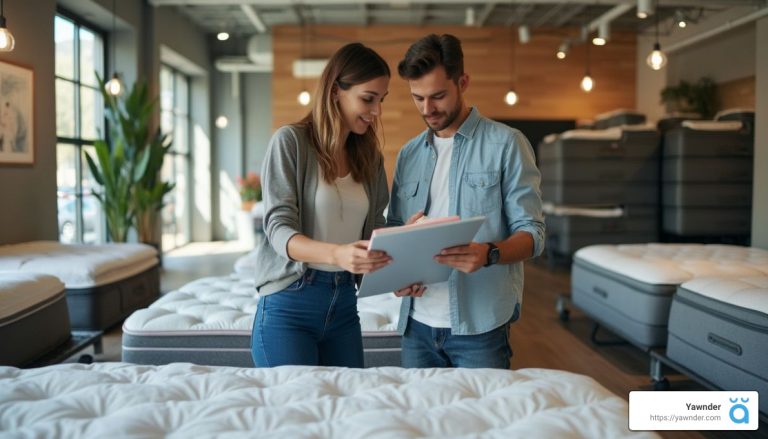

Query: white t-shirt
left=308, top=168, right=369, bottom=272
left=411, top=134, right=453, bottom=328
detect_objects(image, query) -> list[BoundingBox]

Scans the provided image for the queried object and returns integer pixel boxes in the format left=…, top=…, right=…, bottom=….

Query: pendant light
left=297, top=20, right=310, bottom=107
left=105, top=0, right=124, bottom=96
left=646, top=5, right=667, bottom=70
left=504, top=27, right=518, bottom=106
left=0, top=0, right=15, bottom=52
left=580, top=38, right=594, bottom=92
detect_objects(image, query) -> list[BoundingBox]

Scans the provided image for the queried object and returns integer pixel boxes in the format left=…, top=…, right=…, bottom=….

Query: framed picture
left=0, top=60, right=34, bottom=165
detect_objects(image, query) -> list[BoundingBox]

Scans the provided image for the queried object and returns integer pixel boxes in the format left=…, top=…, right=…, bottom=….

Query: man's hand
left=393, top=283, right=427, bottom=297
left=433, top=242, right=488, bottom=273
left=406, top=210, right=425, bottom=225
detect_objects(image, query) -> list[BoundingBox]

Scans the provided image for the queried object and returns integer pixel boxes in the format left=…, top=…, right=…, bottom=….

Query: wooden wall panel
left=717, top=76, right=756, bottom=111
left=272, top=25, right=637, bottom=181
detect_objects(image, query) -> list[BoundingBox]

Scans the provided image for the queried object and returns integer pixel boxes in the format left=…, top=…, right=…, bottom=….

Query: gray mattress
left=662, top=183, right=752, bottom=207
left=546, top=212, right=658, bottom=255
left=666, top=277, right=767, bottom=415
left=538, top=131, right=658, bottom=161
left=662, top=207, right=751, bottom=236
left=594, top=112, right=646, bottom=129
left=571, top=258, right=676, bottom=349
left=0, top=280, right=71, bottom=367
left=66, top=264, right=160, bottom=330
left=540, top=159, right=658, bottom=183
left=663, top=128, right=752, bottom=158
left=662, top=158, right=753, bottom=183
left=542, top=183, right=658, bottom=205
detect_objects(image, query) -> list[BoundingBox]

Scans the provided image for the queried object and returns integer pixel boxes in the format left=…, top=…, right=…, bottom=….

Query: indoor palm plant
left=660, top=77, right=718, bottom=119
left=86, top=75, right=174, bottom=244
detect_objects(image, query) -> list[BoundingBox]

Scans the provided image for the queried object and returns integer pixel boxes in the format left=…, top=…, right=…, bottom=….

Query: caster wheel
left=78, top=354, right=94, bottom=364
left=652, top=378, right=670, bottom=391
left=559, top=309, right=570, bottom=322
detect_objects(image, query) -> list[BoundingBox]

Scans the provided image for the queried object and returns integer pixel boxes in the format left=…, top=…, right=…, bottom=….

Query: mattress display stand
left=649, top=349, right=768, bottom=423
left=555, top=293, right=628, bottom=346
left=24, top=330, right=103, bottom=368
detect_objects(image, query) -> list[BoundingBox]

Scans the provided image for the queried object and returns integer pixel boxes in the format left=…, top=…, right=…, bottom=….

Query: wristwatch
left=484, top=242, right=500, bottom=267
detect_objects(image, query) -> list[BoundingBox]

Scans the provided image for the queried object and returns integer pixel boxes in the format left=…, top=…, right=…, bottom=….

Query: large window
left=54, top=14, right=106, bottom=244
left=159, top=65, right=191, bottom=251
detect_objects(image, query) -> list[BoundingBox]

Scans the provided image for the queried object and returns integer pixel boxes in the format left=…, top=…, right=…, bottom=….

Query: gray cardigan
left=253, top=124, right=390, bottom=295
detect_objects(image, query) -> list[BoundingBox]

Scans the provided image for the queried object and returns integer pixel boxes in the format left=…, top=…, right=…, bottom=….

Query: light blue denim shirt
left=387, top=107, right=545, bottom=335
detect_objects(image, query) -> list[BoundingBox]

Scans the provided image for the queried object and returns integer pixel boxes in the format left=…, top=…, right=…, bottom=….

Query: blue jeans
left=251, top=269, right=363, bottom=368
left=401, top=317, right=512, bottom=369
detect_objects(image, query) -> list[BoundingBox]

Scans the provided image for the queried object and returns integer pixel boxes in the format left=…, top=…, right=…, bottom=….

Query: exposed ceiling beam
left=587, top=2, right=634, bottom=33
left=532, top=3, right=566, bottom=28
left=505, top=4, right=534, bottom=27
left=149, top=0, right=766, bottom=7
left=476, top=3, right=496, bottom=27
left=552, top=4, right=586, bottom=27
left=361, top=3, right=369, bottom=26
left=240, top=5, right=267, bottom=33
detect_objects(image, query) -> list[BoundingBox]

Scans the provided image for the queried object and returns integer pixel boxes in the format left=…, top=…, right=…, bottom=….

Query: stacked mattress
left=539, top=126, right=659, bottom=257
left=661, top=117, right=754, bottom=238
left=656, top=113, right=702, bottom=133
left=122, top=274, right=402, bottom=367
left=667, top=276, right=768, bottom=415
left=0, top=273, right=70, bottom=366
left=572, top=244, right=768, bottom=349
left=0, top=241, right=160, bottom=330
left=593, top=109, right=647, bottom=129
left=0, top=363, right=654, bottom=438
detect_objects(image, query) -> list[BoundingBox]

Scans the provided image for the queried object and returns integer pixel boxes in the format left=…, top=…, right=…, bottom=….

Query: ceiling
left=148, top=0, right=766, bottom=37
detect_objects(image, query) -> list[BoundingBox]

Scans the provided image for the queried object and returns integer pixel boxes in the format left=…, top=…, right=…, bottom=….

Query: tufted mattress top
left=0, top=272, right=65, bottom=325
left=0, top=241, right=158, bottom=288
left=679, top=276, right=768, bottom=315
left=122, top=274, right=400, bottom=336
left=574, top=244, right=768, bottom=286
left=0, top=363, right=655, bottom=438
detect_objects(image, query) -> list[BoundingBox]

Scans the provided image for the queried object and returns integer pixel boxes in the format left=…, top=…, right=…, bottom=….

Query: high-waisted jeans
left=251, top=269, right=363, bottom=367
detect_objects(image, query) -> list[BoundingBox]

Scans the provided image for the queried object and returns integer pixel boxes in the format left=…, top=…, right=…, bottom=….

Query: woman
left=250, top=43, right=391, bottom=368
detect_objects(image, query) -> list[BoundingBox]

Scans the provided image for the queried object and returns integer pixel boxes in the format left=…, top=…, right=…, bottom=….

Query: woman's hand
left=406, top=210, right=426, bottom=225
left=332, top=240, right=391, bottom=274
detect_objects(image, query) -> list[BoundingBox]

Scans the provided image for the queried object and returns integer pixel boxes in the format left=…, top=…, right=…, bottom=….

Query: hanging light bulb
left=105, top=72, right=124, bottom=96
left=298, top=90, right=311, bottom=106
left=646, top=11, right=667, bottom=70
left=504, top=89, right=518, bottom=106
left=0, top=0, right=15, bottom=52
left=646, top=43, right=667, bottom=70
left=580, top=74, right=594, bottom=92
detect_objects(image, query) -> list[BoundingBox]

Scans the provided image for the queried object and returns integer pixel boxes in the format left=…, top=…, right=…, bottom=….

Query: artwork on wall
left=0, top=60, right=33, bottom=165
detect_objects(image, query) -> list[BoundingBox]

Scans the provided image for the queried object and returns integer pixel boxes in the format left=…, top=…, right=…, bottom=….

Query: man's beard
left=423, top=101, right=462, bottom=132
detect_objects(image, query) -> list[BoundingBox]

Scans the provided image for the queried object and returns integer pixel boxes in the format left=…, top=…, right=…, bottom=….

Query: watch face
left=489, top=248, right=500, bottom=264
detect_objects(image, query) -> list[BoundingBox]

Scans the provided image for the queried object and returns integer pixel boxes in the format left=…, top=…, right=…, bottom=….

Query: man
left=387, top=34, right=545, bottom=369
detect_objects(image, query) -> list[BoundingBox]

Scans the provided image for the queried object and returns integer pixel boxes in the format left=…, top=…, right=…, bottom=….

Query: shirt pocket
left=462, top=171, right=501, bottom=215
left=398, top=180, right=419, bottom=200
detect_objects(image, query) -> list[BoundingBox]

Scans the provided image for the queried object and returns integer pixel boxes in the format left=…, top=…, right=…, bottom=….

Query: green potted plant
left=660, top=77, right=718, bottom=119
left=237, top=172, right=262, bottom=211
left=85, top=74, right=174, bottom=245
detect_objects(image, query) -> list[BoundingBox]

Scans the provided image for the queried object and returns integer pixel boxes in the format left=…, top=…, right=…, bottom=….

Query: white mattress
left=680, top=276, right=768, bottom=315
left=123, top=274, right=400, bottom=336
left=594, top=108, right=645, bottom=121
left=233, top=249, right=257, bottom=275
left=0, top=241, right=158, bottom=288
left=543, top=202, right=624, bottom=218
left=680, top=120, right=742, bottom=131
left=0, top=363, right=654, bottom=438
left=575, top=244, right=768, bottom=285
left=0, top=272, right=64, bottom=323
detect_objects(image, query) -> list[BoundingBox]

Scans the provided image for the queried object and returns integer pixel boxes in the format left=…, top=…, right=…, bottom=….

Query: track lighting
left=637, top=0, right=654, bottom=19
left=556, top=42, right=569, bottom=60
left=675, top=10, right=687, bottom=28
left=217, top=32, right=230, bottom=41
left=593, top=22, right=610, bottom=45
left=518, top=25, right=530, bottom=44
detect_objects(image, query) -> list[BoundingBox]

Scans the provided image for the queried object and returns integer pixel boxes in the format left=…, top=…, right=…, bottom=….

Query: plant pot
left=241, top=201, right=256, bottom=212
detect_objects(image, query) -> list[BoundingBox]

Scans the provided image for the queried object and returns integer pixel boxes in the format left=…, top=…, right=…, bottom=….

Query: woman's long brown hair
left=299, top=42, right=390, bottom=184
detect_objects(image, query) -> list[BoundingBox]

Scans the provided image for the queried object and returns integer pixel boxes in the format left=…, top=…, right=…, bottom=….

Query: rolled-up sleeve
left=261, top=126, right=302, bottom=260
left=503, top=130, right=546, bottom=257
left=373, top=159, right=389, bottom=231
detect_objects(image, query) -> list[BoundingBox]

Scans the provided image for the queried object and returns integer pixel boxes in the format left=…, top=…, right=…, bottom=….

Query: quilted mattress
left=0, top=363, right=656, bottom=438
left=0, top=273, right=70, bottom=366
left=122, top=275, right=402, bottom=367
left=667, top=276, right=768, bottom=415
left=0, top=241, right=161, bottom=330
left=572, top=244, right=768, bottom=349
left=593, top=109, right=647, bottom=129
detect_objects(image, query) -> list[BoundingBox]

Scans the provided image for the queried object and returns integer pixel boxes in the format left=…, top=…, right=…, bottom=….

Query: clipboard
left=357, top=216, right=486, bottom=297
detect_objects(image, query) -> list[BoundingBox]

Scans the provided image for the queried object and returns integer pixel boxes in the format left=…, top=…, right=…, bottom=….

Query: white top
left=681, top=120, right=742, bottom=131
left=575, top=244, right=768, bottom=286
left=680, top=276, right=768, bottom=315
left=308, top=168, right=369, bottom=271
left=0, top=241, right=158, bottom=288
left=0, top=364, right=645, bottom=439
left=122, top=274, right=399, bottom=335
left=412, top=134, right=453, bottom=328
left=714, top=108, right=754, bottom=120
